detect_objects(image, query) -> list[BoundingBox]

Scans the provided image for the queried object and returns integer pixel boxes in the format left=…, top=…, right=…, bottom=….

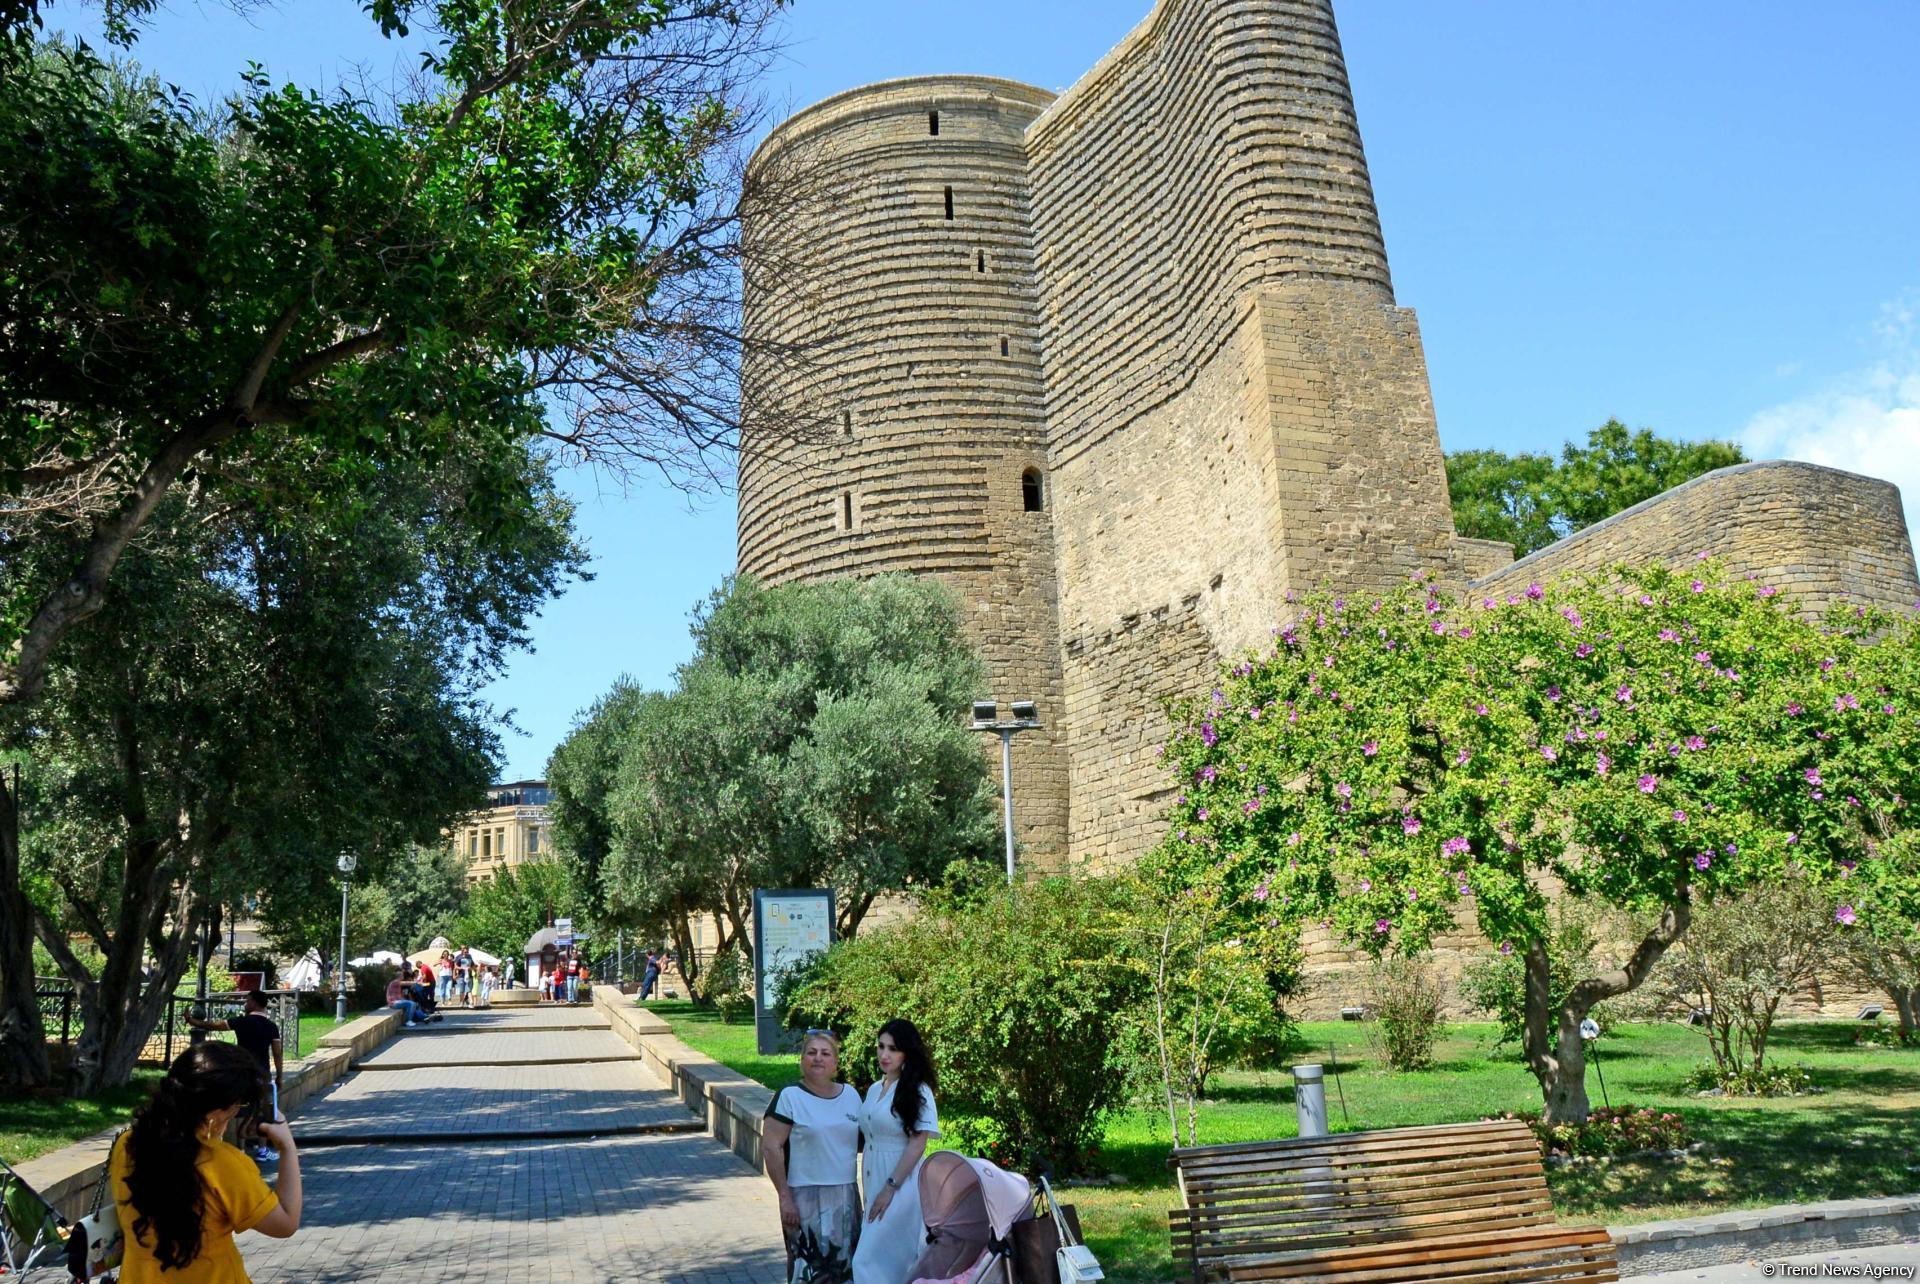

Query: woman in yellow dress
left=110, top=1041, right=303, bottom=1282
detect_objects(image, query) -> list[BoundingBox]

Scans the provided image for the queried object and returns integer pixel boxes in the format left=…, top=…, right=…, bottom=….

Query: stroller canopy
left=909, top=1152, right=1031, bottom=1284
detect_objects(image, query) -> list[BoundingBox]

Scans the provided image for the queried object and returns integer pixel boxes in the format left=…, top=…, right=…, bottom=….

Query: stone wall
left=738, top=77, right=1072, bottom=862
left=1474, top=461, right=1920, bottom=613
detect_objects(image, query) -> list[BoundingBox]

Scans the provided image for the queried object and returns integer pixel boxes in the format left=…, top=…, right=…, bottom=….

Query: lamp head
left=1009, top=699, right=1040, bottom=727
left=336, top=852, right=358, bottom=875
left=970, top=700, right=999, bottom=729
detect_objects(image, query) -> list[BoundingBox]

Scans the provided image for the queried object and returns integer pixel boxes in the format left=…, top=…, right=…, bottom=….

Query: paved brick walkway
left=256, top=1006, right=785, bottom=1283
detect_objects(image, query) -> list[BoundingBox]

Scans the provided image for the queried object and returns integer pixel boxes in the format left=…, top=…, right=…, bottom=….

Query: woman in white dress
left=763, top=1031, right=863, bottom=1282
left=852, top=1019, right=940, bottom=1284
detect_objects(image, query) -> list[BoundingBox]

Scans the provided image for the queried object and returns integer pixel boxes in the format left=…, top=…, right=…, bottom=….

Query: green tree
left=1446, top=421, right=1746, bottom=558
left=1159, top=565, right=1866, bottom=1123
left=0, top=0, right=788, bottom=709
left=561, top=575, right=999, bottom=990
left=455, top=859, right=583, bottom=964
left=8, top=446, right=578, bottom=1092
left=547, top=680, right=656, bottom=917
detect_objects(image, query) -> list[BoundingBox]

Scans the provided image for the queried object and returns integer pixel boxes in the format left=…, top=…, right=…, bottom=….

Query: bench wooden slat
left=1168, top=1121, right=1618, bottom=1284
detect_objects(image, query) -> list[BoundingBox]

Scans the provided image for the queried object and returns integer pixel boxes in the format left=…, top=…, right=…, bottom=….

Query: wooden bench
left=1168, top=1120, right=1619, bottom=1284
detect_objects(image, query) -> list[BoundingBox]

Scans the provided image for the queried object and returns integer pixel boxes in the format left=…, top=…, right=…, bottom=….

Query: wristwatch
left=885, top=1177, right=899, bottom=1190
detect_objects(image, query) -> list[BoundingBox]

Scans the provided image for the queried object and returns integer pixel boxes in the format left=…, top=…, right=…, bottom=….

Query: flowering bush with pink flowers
left=1488, top=1105, right=1693, bottom=1159
left=1157, top=563, right=1914, bottom=1122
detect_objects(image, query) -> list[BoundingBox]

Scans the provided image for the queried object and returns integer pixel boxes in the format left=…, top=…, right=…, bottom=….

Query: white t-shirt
left=766, top=1083, right=860, bottom=1188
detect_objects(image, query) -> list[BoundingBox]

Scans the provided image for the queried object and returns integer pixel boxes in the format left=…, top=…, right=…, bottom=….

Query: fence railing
left=34, top=980, right=302, bottom=1067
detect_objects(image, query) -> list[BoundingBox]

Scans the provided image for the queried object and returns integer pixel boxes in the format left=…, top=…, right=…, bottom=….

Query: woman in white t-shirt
left=852, top=1019, right=939, bottom=1284
left=763, top=1030, right=862, bottom=1281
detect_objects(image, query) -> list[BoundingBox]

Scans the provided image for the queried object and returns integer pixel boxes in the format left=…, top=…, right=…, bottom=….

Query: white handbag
left=1038, top=1177, right=1103, bottom=1284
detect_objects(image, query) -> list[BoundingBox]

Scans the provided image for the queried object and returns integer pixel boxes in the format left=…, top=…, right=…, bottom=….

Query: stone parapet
left=1612, top=1194, right=1920, bottom=1276
left=591, top=989, right=774, bottom=1171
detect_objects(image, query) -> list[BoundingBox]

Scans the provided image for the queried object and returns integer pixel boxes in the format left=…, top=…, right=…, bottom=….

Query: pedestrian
left=455, top=946, right=474, bottom=1009
left=851, top=1020, right=940, bottom=1284
left=415, top=957, right=434, bottom=1003
left=386, top=966, right=439, bottom=1027
left=565, top=953, right=581, bottom=1005
left=479, top=965, right=495, bottom=1009
left=539, top=968, right=554, bottom=1003
left=109, top=1041, right=302, bottom=1282
left=183, top=991, right=284, bottom=1161
left=762, top=1030, right=861, bottom=1282
left=503, top=956, right=515, bottom=990
left=640, top=949, right=661, bottom=1001
left=437, top=951, right=455, bottom=1004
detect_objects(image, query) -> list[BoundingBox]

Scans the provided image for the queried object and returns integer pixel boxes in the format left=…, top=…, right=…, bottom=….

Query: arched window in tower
left=1021, top=469, right=1045, bottom=513
left=928, top=110, right=940, bottom=136
left=943, top=186, right=954, bottom=220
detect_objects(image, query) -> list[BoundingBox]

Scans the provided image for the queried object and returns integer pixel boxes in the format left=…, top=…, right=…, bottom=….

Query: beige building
left=454, top=780, right=552, bottom=885
left=738, top=0, right=1919, bottom=878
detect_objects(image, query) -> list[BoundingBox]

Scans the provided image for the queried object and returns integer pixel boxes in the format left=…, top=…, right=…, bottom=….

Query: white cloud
left=1741, top=297, right=1920, bottom=543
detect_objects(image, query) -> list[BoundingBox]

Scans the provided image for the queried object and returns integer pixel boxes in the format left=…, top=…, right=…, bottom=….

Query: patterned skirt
left=786, top=1182, right=862, bottom=1284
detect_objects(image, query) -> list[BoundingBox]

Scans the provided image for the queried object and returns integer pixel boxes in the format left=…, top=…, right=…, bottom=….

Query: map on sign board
left=760, top=896, right=830, bottom=981
left=555, top=917, right=573, bottom=947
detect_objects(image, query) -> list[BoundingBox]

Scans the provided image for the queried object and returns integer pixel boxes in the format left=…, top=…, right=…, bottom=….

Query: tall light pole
left=334, top=851, right=357, bottom=1023
left=970, top=699, right=1041, bottom=884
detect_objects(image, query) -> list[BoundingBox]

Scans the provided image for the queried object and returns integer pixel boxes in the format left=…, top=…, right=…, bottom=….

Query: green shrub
left=1684, top=1061, right=1818, bottom=1098
left=1363, top=955, right=1446, bottom=1072
left=789, top=871, right=1143, bottom=1175
left=350, top=963, right=399, bottom=1012
left=1487, top=1105, right=1692, bottom=1158
left=706, top=944, right=753, bottom=1024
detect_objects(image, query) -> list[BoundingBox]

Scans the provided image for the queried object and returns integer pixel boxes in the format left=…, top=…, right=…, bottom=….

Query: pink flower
left=1616, top=685, right=1633, bottom=703
left=1673, top=809, right=1688, bottom=824
left=1335, top=781, right=1352, bottom=799
left=1406, top=890, right=1419, bottom=903
left=1639, top=775, right=1657, bottom=794
left=1199, top=765, right=1217, bottom=782
left=1358, top=878, right=1373, bottom=892
left=1690, top=579, right=1705, bottom=593
left=1540, top=746, right=1559, bottom=762
left=1526, top=584, right=1544, bottom=601
left=1694, top=650, right=1713, bottom=664
left=1595, top=752, right=1611, bottom=776
left=1363, top=740, right=1379, bottom=756
left=1402, top=815, right=1422, bottom=835
left=1252, top=881, right=1271, bottom=902
left=1835, top=693, right=1860, bottom=711
left=1685, top=736, right=1707, bottom=751
left=1374, top=918, right=1392, bottom=935
left=1760, top=585, right=1779, bottom=597
left=1499, top=941, right=1514, bottom=956
left=1455, top=748, right=1472, bottom=766
left=1804, top=768, right=1823, bottom=786
left=1694, top=853, right=1711, bottom=870
left=1786, top=702, right=1803, bottom=716
left=1575, top=643, right=1595, bottom=658
left=1658, top=629, right=1679, bottom=642
left=1288, top=831, right=1302, bottom=846
left=1835, top=905, right=1857, bottom=926
left=1820, top=657, right=1836, bottom=673
left=1473, top=703, right=1490, bottom=716
left=1196, top=808, right=1209, bottom=821
left=1244, top=799, right=1260, bottom=814
left=1442, top=836, right=1471, bottom=857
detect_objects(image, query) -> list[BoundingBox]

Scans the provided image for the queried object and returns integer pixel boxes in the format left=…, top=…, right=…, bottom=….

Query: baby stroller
left=907, top=1152, right=1031, bottom=1284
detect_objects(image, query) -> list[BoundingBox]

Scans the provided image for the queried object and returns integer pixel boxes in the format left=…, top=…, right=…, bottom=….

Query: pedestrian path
left=244, top=1004, right=786, bottom=1284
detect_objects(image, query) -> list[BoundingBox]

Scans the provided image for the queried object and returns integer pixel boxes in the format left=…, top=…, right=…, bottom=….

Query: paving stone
left=355, top=1024, right=638, bottom=1069
left=296, top=1061, right=700, bottom=1141
left=244, top=1135, right=785, bottom=1284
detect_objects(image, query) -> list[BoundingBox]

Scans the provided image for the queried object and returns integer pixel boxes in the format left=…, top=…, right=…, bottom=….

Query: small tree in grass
left=1158, top=563, right=1872, bottom=1123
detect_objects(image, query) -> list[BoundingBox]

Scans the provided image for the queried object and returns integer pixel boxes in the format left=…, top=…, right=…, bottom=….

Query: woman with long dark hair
left=851, top=1018, right=939, bottom=1284
left=109, top=1040, right=303, bottom=1282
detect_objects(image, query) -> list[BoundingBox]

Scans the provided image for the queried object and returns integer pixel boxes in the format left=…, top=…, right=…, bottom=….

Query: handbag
left=1037, top=1177, right=1103, bottom=1284
left=65, top=1135, right=124, bottom=1281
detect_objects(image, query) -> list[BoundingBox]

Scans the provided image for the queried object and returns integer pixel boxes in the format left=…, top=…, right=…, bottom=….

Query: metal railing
left=34, top=980, right=301, bottom=1067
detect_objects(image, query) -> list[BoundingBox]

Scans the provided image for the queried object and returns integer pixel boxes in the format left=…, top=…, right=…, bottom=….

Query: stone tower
left=737, top=76, right=1072, bottom=864
left=737, top=0, right=1918, bottom=875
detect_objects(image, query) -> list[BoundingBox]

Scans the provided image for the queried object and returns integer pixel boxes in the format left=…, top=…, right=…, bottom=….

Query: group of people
left=762, top=1020, right=940, bottom=1284
left=384, top=964, right=449, bottom=1027
left=417, top=946, right=500, bottom=1009
left=538, top=949, right=588, bottom=1003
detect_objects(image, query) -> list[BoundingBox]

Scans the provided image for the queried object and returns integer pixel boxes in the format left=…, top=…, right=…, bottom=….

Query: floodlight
left=971, top=700, right=998, bottom=727
left=1858, top=1005, right=1885, bottom=1022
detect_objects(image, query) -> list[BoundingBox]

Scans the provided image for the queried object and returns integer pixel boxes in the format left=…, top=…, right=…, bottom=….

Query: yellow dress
left=109, top=1134, right=280, bottom=1283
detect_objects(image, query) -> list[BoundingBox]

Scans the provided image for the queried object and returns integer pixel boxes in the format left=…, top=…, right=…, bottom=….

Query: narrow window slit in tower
left=843, top=492, right=854, bottom=530
left=977, top=250, right=986, bottom=273
left=842, top=409, right=852, bottom=436
left=929, top=111, right=939, bottom=136
left=1022, top=469, right=1044, bottom=513
left=1000, top=337, right=1010, bottom=356
left=943, top=186, right=954, bottom=220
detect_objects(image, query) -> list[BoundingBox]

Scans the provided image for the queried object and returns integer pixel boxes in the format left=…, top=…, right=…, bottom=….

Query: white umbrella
left=281, top=950, right=324, bottom=990
left=465, top=946, right=502, bottom=967
left=348, top=950, right=403, bottom=966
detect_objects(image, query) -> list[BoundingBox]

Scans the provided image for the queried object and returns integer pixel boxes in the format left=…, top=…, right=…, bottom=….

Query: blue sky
left=54, top=1, right=1920, bottom=780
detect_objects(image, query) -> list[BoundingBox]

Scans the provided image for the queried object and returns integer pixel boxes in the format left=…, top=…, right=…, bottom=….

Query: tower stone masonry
left=737, top=0, right=1920, bottom=883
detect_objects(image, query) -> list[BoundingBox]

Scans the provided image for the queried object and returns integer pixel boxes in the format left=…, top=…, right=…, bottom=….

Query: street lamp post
left=334, top=852, right=358, bottom=1023
left=970, top=699, right=1041, bottom=884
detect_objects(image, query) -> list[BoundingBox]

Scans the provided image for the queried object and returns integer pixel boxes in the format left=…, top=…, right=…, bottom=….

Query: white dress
left=852, top=1079, right=939, bottom=1284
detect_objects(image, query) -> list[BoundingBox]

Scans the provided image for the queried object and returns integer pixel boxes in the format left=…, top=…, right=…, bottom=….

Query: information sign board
left=753, top=888, right=835, bottom=1054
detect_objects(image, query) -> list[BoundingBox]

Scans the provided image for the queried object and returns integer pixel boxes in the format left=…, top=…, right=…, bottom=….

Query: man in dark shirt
left=186, top=989, right=283, bottom=1159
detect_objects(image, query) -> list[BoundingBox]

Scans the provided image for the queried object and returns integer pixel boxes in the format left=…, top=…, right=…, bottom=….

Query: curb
left=1613, top=1194, right=1920, bottom=1276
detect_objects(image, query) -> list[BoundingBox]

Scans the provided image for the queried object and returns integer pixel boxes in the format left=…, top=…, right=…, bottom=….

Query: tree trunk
left=1892, top=985, right=1917, bottom=1041
left=1524, top=872, right=1692, bottom=1125
left=0, top=769, right=52, bottom=1088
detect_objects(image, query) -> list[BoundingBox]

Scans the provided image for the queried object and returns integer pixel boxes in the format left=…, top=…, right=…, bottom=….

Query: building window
left=976, top=249, right=985, bottom=273
left=481, top=831, right=491, bottom=858
left=928, top=110, right=939, bottom=136
left=528, top=827, right=540, bottom=854
left=469, top=834, right=478, bottom=858
left=943, top=186, right=953, bottom=220
left=842, top=492, right=855, bottom=530
left=1000, top=337, right=1010, bottom=356
left=1022, top=469, right=1044, bottom=513
left=843, top=408, right=853, bottom=436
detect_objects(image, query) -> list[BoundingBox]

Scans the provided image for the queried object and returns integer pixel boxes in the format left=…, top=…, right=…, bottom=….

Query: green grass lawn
left=651, top=1001, right=1920, bottom=1284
